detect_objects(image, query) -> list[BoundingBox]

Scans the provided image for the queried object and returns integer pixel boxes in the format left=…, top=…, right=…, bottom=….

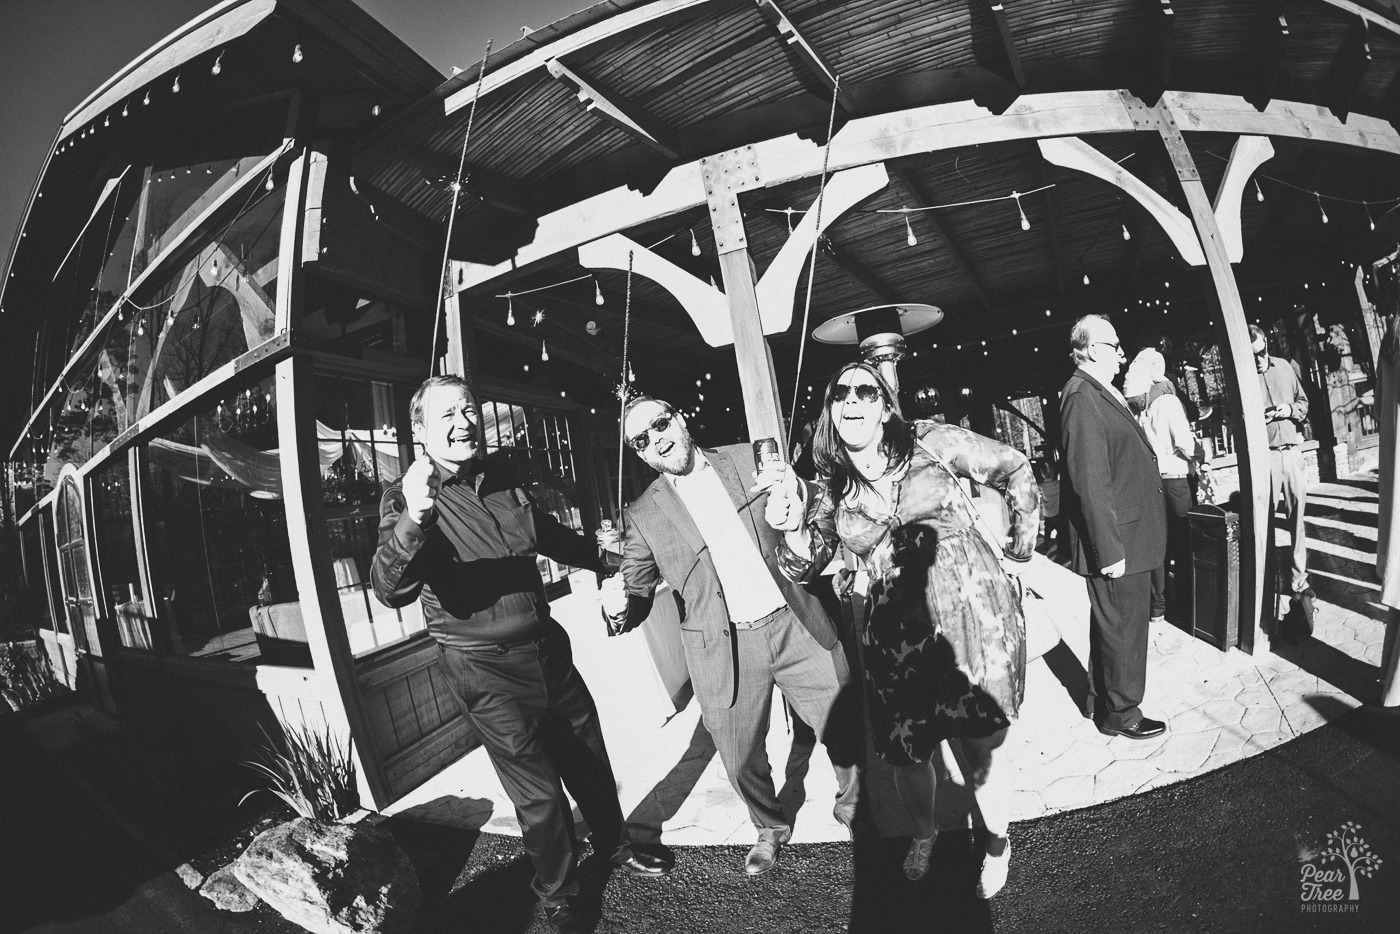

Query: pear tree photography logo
left=1299, top=821, right=1383, bottom=914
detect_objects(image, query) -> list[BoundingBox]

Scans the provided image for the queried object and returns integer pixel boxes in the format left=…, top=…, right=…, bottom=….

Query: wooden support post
left=275, top=355, right=390, bottom=806
left=703, top=146, right=785, bottom=444
left=1148, top=95, right=1271, bottom=653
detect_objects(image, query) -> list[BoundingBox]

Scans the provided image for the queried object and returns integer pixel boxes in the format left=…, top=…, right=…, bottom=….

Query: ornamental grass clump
left=241, top=721, right=359, bottom=823
left=0, top=641, right=66, bottom=712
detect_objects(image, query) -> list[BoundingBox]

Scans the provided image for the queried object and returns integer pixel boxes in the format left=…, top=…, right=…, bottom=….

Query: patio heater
left=812, top=303, right=943, bottom=408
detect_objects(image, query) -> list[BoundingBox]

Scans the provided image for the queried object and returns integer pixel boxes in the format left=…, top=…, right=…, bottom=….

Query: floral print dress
left=780, top=420, right=1041, bottom=766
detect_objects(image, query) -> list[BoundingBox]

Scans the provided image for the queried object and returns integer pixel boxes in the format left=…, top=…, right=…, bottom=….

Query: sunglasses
left=1253, top=346, right=1269, bottom=358
left=830, top=383, right=883, bottom=404
left=627, top=410, right=675, bottom=452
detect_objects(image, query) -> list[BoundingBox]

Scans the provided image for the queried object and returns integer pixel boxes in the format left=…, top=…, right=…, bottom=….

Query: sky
left=0, top=0, right=591, bottom=269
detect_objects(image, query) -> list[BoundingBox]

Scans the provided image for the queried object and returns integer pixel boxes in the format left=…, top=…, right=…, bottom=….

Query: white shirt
left=667, top=452, right=786, bottom=623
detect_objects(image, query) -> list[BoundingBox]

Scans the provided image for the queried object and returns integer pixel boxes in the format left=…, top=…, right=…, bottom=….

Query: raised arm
left=919, top=421, right=1041, bottom=561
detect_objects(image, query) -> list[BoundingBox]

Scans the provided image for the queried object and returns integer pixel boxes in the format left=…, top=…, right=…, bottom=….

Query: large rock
left=200, top=865, right=259, bottom=912
left=232, top=818, right=420, bottom=934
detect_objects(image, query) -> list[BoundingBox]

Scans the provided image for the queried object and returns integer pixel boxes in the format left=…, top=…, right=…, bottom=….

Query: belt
left=1271, top=444, right=1298, bottom=451
left=732, top=606, right=785, bottom=631
left=1160, top=474, right=1188, bottom=480
left=457, top=635, right=543, bottom=655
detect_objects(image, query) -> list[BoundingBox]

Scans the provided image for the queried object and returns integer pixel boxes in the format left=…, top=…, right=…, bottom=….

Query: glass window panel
left=314, top=374, right=423, bottom=656
left=20, top=519, right=56, bottom=633
left=39, top=516, right=69, bottom=636
left=136, top=157, right=265, bottom=277
left=142, top=372, right=304, bottom=665
left=52, top=172, right=144, bottom=358
left=90, top=457, right=155, bottom=651
left=142, top=184, right=284, bottom=414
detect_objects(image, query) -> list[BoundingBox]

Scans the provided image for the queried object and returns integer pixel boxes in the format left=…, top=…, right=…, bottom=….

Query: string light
left=1315, top=192, right=1328, bottom=224
left=506, top=294, right=516, bottom=325
left=1366, top=202, right=1377, bottom=231
left=904, top=212, right=917, bottom=246
left=1122, top=224, right=1131, bottom=240
left=211, top=52, right=224, bottom=75
left=531, top=308, right=545, bottom=327
left=370, top=104, right=381, bottom=117
left=595, top=279, right=604, bottom=305
left=691, top=229, right=701, bottom=256
left=265, top=172, right=275, bottom=192
left=1014, top=192, right=1030, bottom=231
left=1082, top=271, right=1091, bottom=286
left=1254, top=178, right=1264, bottom=202
left=143, top=90, right=151, bottom=106
left=540, top=340, right=549, bottom=361
left=292, top=44, right=304, bottom=64
left=121, top=101, right=129, bottom=117
left=172, top=72, right=181, bottom=93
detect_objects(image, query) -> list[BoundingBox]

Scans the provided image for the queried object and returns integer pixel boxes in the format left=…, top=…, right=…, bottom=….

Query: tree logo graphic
left=1301, top=822, right=1383, bottom=909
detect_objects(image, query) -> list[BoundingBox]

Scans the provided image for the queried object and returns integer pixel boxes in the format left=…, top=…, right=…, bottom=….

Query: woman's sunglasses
left=830, top=383, right=883, bottom=404
left=627, top=411, right=675, bottom=452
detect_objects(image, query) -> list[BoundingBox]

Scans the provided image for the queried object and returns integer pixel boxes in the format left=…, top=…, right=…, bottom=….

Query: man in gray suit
left=598, top=395, right=861, bottom=875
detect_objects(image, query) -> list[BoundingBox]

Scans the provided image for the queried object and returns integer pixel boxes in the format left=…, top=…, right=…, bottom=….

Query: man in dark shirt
left=372, top=375, right=669, bottom=934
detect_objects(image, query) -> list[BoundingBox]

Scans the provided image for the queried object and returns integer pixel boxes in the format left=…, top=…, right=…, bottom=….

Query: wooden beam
left=1244, top=8, right=1289, bottom=111
left=752, top=0, right=857, bottom=112
left=1325, top=14, right=1372, bottom=120
left=1132, top=0, right=1177, bottom=107
left=457, top=90, right=1400, bottom=292
left=1141, top=95, right=1271, bottom=654
left=889, top=167, right=992, bottom=311
left=977, top=1, right=1026, bottom=89
left=1038, top=134, right=1205, bottom=265
left=546, top=58, right=681, bottom=159
left=1211, top=135, right=1275, bottom=264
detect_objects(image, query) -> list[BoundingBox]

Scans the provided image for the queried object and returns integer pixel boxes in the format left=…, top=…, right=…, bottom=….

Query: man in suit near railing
left=598, top=395, right=863, bottom=876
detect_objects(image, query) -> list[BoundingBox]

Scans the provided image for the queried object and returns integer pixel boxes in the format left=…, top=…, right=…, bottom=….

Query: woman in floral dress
left=763, top=361, right=1039, bottom=896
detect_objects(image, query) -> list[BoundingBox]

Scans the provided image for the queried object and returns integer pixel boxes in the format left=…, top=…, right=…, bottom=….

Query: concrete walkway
left=385, top=472, right=1396, bottom=846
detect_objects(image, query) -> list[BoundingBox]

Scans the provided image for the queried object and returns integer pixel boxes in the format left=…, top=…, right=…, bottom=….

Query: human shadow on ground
left=623, top=715, right=717, bottom=844
left=1040, top=640, right=1090, bottom=717
left=849, top=828, right=994, bottom=933
left=1269, top=627, right=1388, bottom=704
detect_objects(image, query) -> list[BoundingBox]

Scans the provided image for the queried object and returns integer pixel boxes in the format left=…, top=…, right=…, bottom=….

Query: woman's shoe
left=903, top=832, right=938, bottom=881
left=977, top=837, right=1011, bottom=899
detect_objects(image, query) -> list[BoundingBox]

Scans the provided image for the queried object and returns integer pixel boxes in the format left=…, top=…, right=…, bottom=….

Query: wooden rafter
left=1245, top=8, right=1290, bottom=112
left=546, top=58, right=681, bottom=159
left=970, top=1, right=1026, bottom=89
left=1326, top=14, right=1372, bottom=120
left=1132, top=0, right=1176, bottom=106
left=888, top=167, right=992, bottom=311
left=752, top=0, right=857, bottom=112
left=1033, top=155, right=1068, bottom=295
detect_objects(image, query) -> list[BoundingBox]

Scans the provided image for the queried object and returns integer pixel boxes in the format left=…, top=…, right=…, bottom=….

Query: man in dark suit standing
left=1060, top=315, right=1169, bottom=740
left=598, top=395, right=861, bottom=875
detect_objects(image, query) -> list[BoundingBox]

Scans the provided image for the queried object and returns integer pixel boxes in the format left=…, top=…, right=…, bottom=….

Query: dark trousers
left=1085, top=570, right=1152, bottom=729
left=437, top=623, right=624, bottom=906
left=1149, top=478, right=1194, bottom=620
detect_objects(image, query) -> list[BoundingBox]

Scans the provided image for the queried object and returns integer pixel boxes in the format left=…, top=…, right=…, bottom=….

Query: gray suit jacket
left=615, top=444, right=839, bottom=709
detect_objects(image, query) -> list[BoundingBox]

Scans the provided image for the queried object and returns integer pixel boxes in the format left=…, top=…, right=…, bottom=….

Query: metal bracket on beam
left=1120, top=90, right=1196, bottom=181
left=700, top=145, right=764, bottom=255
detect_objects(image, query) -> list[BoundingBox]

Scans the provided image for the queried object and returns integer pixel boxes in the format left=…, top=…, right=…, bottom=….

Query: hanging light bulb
left=1254, top=178, right=1264, bottom=202
left=143, top=90, right=151, bottom=106
left=594, top=279, right=604, bottom=305
left=211, top=52, right=223, bottom=76
left=540, top=340, right=549, bottom=362
left=1083, top=271, right=1091, bottom=286
left=904, top=212, right=917, bottom=247
left=104, top=115, right=110, bottom=127
left=172, top=73, right=181, bottom=93
left=1122, top=223, right=1131, bottom=241
left=211, top=257, right=220, bottom=278
left=1316, top=193, right=1328, bottom=224
left=1365, top=203, right=1376, bottom=231
left=122, top=101, right=129, bottom=117
left=1013, top=192, right=1030, bottom=231
left=137, top=316, right=145, bottom=337
left=709, top=274, right=716, bottom=289
left=292, top=44, right=304, bottom=64
left=691, top=229, right=701, bottom=256
left=370, top=104, right=381, bottom=117
left=192, top=316, right=200, bottom=330
left=627, top=363, right=635, bottom=383
left=266, top=172, right=275, bottom=192
left=506, top=294, right=516, bottom=326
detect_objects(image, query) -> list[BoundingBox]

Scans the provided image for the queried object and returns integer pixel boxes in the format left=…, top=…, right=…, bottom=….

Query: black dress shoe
left=1098, top=717, right=1166, bottom=739
left=542, top=901, right=586, bottom=934
left=611, top=846, right=673, bottom=876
